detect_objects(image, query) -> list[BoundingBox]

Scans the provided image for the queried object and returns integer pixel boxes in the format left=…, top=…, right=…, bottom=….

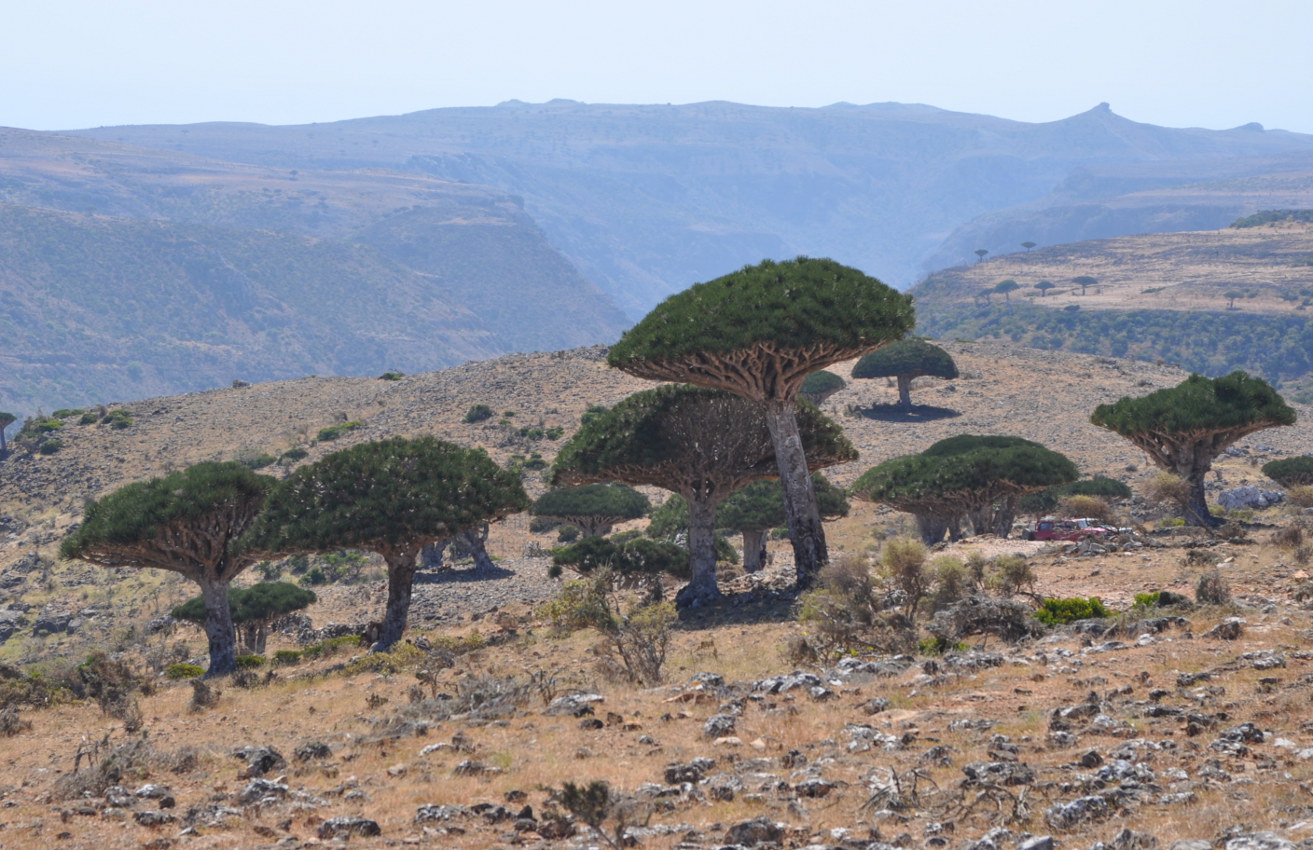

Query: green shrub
left=279, top=447, right=309, bottom=464
left=165, top=663, right=205, bottom=680
left=273, top=650, right=302, bottom=666
left=51, top=409, right=84, bottom=419
left=36, top=419, right=64, bottom=433
left=235, top=655, right=266, bottom=670
left=79, top=413, right=99, bottom=425
left=301, top=634, right=362, bottom=660
left=459, top=404, right=493, bottom=423
left=551, top=536, right=689, bottom=579
left=38, top=439, right=63, bottom=455
left=1035, top=596, right=1110, bottom=626
left=102, top=410, right=134, bottom=429
left=316, top=421, right=363, bottom=441
left=237, top=453, right=277, bottom=470
left=1133, top=591, right=1161, bottom=609
left=378, top=371, right=405, bottom=381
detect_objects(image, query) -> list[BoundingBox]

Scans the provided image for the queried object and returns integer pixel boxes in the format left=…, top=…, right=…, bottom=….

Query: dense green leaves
left=852, top=338, right=958, bottom=381
left=1262, top=456, right=1313, bottom=488
left=532, top=484, right=650, bottom=523
left=607, top=256, right=914, bottom=375
left=1019, top=476, right=1132, bottom=515
left=61, top=461, right=273, bottom=566
left=799, top=370, right=845, bottom=404
left=245, top=436, right=528, bottom=556
left=551, top=384, right=855, bottom=492
left=1092, top=371, right=1296, bottom=437
left=718, top=475, right=850, bottom=532
left=173, top=582, right=317, bottom=626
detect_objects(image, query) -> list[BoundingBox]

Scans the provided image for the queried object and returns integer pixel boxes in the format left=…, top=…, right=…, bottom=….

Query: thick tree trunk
left=763, top=398, right=827, bottom=589
left=741, top=528, right=768, bottom=572
left=458, top=525, right=497, bottom=572
left=376, top=551, right=418, bottom=651
left=896, top=374, right=913, bottom=408
left=420, top=541, right=448, bottom=570
left=198, top=578, right=237, bottom=677
left=1184, top=475, right=1220, bottom=528
left=677, top=497, right=722, bottom=609
left=914, top=514, right=948, bottom=545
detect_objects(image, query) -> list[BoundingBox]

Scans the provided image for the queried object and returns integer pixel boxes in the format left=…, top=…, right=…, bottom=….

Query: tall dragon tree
left=1091, top=371, right=1295, bottom=527
left=243, top=437, right=528, bottom=650
left=607, top=257, right=911, bottom=588
left=551, top=384, right=855, bottom=607
left=61, top=461, right=274, bottom=676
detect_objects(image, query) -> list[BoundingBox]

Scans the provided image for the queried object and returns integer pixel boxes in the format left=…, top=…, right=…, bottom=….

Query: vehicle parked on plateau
left=1026, top=517, right=1114, bottom=541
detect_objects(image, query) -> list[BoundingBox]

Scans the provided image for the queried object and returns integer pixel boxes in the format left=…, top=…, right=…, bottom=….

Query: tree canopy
left=551, top=383, right=855, bottom=606
left=799, top=370, right=846, bottom=405
left=606, top=256, right=911, bottom=588
left=852, top=337, right=958, bottom=408
left=61, top=461, right=274, bottom=675
left=174, top=581, right=316, bottom=654
left=851, top=435, right=1079, bottom=543
left=244, top=436, right=528, bottom=649
left=1091, top=371, right=1296, bottom=526
left=1262, top=456, right=1313, bottom=488
left=531, top=484, right=651, bottom=538
left=1019, top=476, right=1133, bottom=516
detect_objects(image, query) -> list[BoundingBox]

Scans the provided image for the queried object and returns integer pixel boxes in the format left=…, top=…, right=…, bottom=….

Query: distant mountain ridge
left=71, top=100, right=1313, bottom=315
left=8, top=100, right=1313, bottom=414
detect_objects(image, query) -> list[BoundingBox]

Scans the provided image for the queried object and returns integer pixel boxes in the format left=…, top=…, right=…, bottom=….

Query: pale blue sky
left=4, top=0, right=1310, bottom=133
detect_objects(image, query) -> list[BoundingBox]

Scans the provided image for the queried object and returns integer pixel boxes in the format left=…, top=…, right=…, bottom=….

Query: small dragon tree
left=1262, top=456, right=1313, bottom=489
left=719, top=475, right=850, bottom=572
left=61, top=461, right=274, bottom=676
left=799, top=370, right=846, bottom=406
left=243, top=437, right=528, bottom=650
left=607, top=256, right=911, bottom=589
left=532, top=483, right=651, bottom=538
left=851, top=337, right=958, bottom=409
left=173, top=581, right=317, bottom=655
left=852, top=435, right=1079, bottom=544
left=1091, top=372, right=1296, bottom=528
left=551, top=384, right=855, bottom=607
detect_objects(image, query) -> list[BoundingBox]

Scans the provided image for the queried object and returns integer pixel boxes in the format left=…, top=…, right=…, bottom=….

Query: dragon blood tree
left=607, top=256, right=912, bottom=588
left=551, top=384, right=855, bottom=607
left=1092, top=372, right=1295, bottom=527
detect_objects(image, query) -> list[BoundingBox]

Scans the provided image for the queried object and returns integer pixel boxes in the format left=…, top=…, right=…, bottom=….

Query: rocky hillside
left=0, top=344, right=1312, bottom=849
left=0, top=128, right=628, bottom=414
left=912, top=220, right=1313, bottom=400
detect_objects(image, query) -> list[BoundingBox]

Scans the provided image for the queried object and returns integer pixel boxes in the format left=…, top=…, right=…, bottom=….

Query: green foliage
left=236, top=452, right=277, bottom=470
left=607, top=256, right=914, bottom=375
left=1133, top=591, right=1161, bottom=609
left=79, top=413, right=99, bottom=424
left=532, top=484, right=650, bottom=526
left=552, top=384, right=855, bottom=490
left=244, top=436, right=528, bottom=559
left=62, top=461, right=274, bottom=565
left=852, top=435, right=1079, bottom=534
left=273, top=650, right=302, bottom=666
left=1262, top=456, right=1313, bottom=488
left=1231, top=209, right=1313, bottom=228
left=279, top=447, right=308, bottom=464
left=102, top=409, right=133, bottom=429
left=38, top=439, right=63, bottom=455
left=165, top=663, right=205, bottom=680
left=301, top=634, right=362, bottom=660
left=235, top=655, right=266, bottom=669
left=315, top=420, right=363, bottom=441
left=551, top=535, right=690, bottom=579
left=51, top=408, right=83, bottom=419
left=580, top=404, right=608, bottom=425
left=1035, top=596, right=1110, bottom=626
left=378, top=371, right=405, bottom=381
left=852, top=337, right=959, bottom=381
left=172, top=582, right=317, bottom=626
left=799, top=370, right=845, bottom=403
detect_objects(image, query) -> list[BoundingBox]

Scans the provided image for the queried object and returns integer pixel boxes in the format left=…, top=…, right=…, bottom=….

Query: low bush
left=273, top=650, right=302, bottom=666
left=1035, top=596, right=1110, bottom=626
left=165, top=663, right=205, bottom=680
left=235, top=655, right=266, bottom=669
left=1196, top=570, right=1232, bottom=605
left=316, top=421, right=363, bottom=441
left=463, top=404, right=494, bottom=424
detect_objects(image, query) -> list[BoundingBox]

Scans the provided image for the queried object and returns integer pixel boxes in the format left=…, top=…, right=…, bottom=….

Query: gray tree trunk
left=677, top=497, right=722, bottom=609
left=457, top=525, right=496, bottom=571
left=198, top=578, right=238, bottom=677
left=763, top=398, right=827, bottom=589
left=1175, top=451, right=1220, bottom=528
left=741, top=528, right=768, bottom=572
left=896, top=374, right=913, bottom=408
left=376, top=552, right=418, bottom=651
left=914, top=514, right=949, bottom=545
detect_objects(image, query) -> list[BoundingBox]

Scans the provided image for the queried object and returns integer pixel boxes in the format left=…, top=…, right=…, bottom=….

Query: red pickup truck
left=1026, top=517, right=1113, bottom=542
